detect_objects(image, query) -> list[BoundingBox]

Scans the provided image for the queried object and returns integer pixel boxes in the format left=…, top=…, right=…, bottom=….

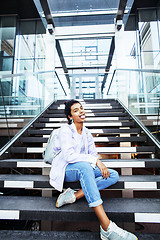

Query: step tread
left=1, top=158, right=160, bottom=168
left=49, top=105, right=121, bottom=109
left=0, top=174, right=159, bottom=190
left=47, top=109, right=125, bottom=114
left=34, top=122, right=135, bottom=128
left=43, top=112, right=128, bottom=117
left=1, top=174, right=159, bottom=182
left=93, top=136, right=146, bottom=142
left=28, top=128, right=141, bottom=135
left=19, top=136, right=146, bottom=143
left=39, top=117, right=130, bottom=122
left=0, top=231, right=159, bottom=240
left=10, top=146, right=155, bottom=154
left=0, top=196, right=160, bottom=222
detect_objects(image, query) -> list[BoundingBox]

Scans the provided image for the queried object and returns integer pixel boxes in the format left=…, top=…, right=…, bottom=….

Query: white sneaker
left=100, top=221, right=138, bottom=240
left=56, top=188, right=76, bottom=208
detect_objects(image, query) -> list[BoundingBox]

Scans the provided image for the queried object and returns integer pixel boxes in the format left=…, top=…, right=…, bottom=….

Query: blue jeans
left=64, top=162, right=119, bottom=208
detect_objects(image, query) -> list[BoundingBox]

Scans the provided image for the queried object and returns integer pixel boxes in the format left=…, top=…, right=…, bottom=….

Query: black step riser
left=19, top=136, right=147, bottom=143
left=10, top=146, right=155, bottom=154
left=43, top=113, right=128, bottom=118
left=33, top=122, right=135, bottom=128
left=1, top=158, right=160, bottom=168
left=0, top=175, right=159, bottom=190
left=28, top=128, right=141, bottom=135
left=39, top=117, right=131, bottom=123
left=0, top=196, right=159, bottom=223
left=47, top=109, right=125, bottom=114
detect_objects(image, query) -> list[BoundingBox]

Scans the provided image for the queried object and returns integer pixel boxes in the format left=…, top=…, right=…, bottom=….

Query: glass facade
left=1, top=7, right=160, bottom=105
left=1, top=5, right=160, bottom=144
left=0, top=16, right=16, bottom=74
left=105, top=7, right=160, bottom=111
left=0, top=18, right=67, bottom=144
left=57, top=38, right=112, bottom=99
left=138, top=8, right=160, bottom=70
left=14, top=20, right=46, bottom=73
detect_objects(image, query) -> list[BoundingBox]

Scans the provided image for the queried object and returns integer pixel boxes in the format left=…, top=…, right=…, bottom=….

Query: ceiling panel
left=59, top=38, right=112, bottom=68
left=53, top=14, right=116, bottom=27
left=48, top=0, right=119, bottom=12
left=47, top=0, right=119, bottom=27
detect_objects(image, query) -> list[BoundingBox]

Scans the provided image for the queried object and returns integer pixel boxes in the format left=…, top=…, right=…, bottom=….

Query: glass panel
left=0, top=70, right=68, bottom=148
left=138, top=9, right=160, bottom=70
left=35, top=34, right=46, bottom=58
left=0, top=57, right=13, bottom=72
left=0, top=71, right=68, bottom=117
left=14, top=20, right=47, bottom=73
left=107, top=69, right=160, bottom=142
left=17, top=35, right=35, bottom=59
left=20, top=21, right=36, bottom=35
left=0, top=16, right=16, bottom=57
left=60, top=38, right=111, bottom=67
left=0, top=16, right=16, bottom=75
left=14, top=59, right=34, bottom=72
left=48, top=0, right=119, bottom=12
left=138, top=9, right=157, bottom=22
left=47, top=0, right=120, bottom=26
left=53, top=14, right=117, bottom=27
left=57, top=37, right=110, bottom=99
left=34, top=58, right=46, bottom=71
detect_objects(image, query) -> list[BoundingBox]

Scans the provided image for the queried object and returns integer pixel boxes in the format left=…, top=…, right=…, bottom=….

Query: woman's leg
left=63, top=162, right=137, bottom=240
left=94, top=167, right=119, bottom=190
left=65, top=162, right=103, bottom=207
left=93, top=204, right=110, bottom=230
left=74, top=189, right=84, bottom=200
left=75, top=167, right=119, bottom=200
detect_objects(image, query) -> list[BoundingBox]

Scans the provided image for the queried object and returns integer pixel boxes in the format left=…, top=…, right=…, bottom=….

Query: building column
left=95, top=76, right=100, bottom=99
left=71, top=77, right=76, bottom=99
left=79, top=76, right=83, bottom=99
left=44, top=25, right=56, bottom=105
left=115, top=24, right=128, bottom=107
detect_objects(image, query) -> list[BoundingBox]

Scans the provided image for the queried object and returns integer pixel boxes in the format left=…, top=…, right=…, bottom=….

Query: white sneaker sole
left=100, top=233, right=138, bottom=240
left=100, top=234, right=109, bottom=240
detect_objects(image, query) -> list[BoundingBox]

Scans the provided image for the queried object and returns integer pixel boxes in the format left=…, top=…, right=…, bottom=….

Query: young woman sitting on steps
left=49, top=99, right=138, bottom=240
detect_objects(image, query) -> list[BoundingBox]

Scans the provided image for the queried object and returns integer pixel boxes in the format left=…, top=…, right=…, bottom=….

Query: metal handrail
left=0, top=70, right=67, bottom=97
left=0, top=99, right=56, bottom=158
left=0, top=70, right=55, bottom=79
left=115, top=68, right=160, bottom=74
left=107, top=69, right=116, bottom=95
left=117, top=98, right=160, bottom=150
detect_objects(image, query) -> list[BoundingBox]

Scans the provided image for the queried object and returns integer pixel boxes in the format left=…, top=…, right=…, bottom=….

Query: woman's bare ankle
left=101, top=220, right=110, bottom=232
left=74, top=189, right=84, bottom=200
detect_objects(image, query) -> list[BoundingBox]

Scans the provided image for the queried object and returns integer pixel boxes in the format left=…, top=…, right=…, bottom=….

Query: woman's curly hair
left=64, top=99, right=81, bottom=124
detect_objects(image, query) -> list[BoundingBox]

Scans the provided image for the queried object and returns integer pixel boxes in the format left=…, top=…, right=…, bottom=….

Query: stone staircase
left=0, top=99, right=160, bottom=239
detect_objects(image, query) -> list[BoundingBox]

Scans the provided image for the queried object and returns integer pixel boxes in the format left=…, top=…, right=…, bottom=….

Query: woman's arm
left=86, top=128, right=98, bottom=158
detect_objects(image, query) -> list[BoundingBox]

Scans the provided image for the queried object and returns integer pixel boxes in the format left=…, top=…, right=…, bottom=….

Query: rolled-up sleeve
left=86, top=129, right=98, bottom=167
left=59, top=126, right=97, bottom=165
left=87, top=129, right=98, bottom=157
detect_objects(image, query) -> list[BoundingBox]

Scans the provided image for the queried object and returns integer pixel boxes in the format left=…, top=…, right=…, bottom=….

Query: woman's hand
left=96, top=159, right=110, bottom=179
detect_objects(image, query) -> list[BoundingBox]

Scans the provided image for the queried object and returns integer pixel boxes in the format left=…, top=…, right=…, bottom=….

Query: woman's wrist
left=96, top=158, right=100, bottom=165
